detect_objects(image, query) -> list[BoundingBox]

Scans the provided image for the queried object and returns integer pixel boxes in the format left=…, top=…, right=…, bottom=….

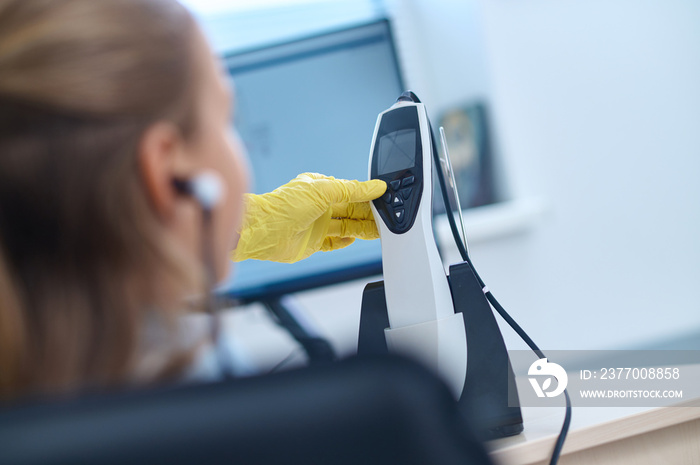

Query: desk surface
left=488, top=398, right=700, bottom=465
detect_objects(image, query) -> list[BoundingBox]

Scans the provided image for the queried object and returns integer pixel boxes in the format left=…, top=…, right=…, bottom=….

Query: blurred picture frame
left=433, top=102, right=499, bottom=213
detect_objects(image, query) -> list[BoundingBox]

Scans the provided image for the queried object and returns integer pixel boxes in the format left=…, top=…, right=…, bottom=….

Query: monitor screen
left=219, top=20, right=404, bottom=301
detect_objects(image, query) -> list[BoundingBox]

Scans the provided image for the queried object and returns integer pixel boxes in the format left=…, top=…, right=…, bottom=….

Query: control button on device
left=401, top=176, right=415, bottom=187
left=390, top=180, right=401, bottom=191
left=401, top=188, right=412, bottom=200
left=382, top=192, right=392, bottom=203
left=394, top=209, right=405, bottom=223
left=392, top=195, right=404, bottom=206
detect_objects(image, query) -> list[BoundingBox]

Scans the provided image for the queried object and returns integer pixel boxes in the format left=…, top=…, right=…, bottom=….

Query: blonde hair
left=0, top=0, right=203, bottom=401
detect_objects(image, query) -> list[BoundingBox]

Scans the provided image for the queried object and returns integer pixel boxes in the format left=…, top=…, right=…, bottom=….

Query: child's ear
left=137, top=121, right=193, bottom=219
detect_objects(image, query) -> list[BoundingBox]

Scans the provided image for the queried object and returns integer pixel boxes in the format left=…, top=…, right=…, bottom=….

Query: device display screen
left=377, top=129, right=416, bottom=175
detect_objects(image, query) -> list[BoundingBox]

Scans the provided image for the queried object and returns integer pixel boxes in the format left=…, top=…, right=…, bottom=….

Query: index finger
left=316, top=178, right=387, bottom=204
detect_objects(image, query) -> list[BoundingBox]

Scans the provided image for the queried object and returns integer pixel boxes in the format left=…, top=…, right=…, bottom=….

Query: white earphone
left=172, top=170, right=225, bottom=211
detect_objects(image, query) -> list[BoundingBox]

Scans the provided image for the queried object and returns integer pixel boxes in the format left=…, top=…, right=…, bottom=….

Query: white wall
left=387, top=0, right=700, bottom=350
left=386, top=0, right=491, bottom=115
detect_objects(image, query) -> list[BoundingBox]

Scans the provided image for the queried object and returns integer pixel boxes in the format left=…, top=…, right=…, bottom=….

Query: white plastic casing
left=369, top=101, right=467, bottom=398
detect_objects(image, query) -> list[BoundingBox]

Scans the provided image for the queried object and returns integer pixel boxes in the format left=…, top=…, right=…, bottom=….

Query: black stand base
left=358, top=261, right=523, bottom=440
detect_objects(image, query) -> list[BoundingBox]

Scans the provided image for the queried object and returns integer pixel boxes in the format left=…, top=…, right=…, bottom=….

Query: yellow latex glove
left=232, top=173, right=387, bottom=263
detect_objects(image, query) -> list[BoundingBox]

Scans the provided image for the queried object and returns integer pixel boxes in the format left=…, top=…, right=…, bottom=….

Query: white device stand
left=369, top=101, right=467, bottom=398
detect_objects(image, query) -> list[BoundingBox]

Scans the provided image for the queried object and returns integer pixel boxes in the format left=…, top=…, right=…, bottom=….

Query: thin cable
left=201, top=208, right=236, bottom=379
left=484, top=285, right=572, bottom=465
left=268, top=348, right=303, bottom=374
left=431, top=124, right=571, bottom=465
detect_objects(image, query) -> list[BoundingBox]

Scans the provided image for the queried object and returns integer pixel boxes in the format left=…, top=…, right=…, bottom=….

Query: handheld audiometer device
left=366, top=92, right=569, bottom=460
left=368, top=91, right=467, bottom=397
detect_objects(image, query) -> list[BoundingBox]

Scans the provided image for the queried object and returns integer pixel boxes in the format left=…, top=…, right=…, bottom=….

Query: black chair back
left=0, top=355, right=492, bottom=465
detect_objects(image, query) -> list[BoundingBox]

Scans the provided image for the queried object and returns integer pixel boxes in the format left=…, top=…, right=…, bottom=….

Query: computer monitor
left=219, top=20, right=404, bottom=302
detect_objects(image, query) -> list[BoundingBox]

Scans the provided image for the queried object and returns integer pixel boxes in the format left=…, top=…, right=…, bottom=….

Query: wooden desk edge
left=489, top=399, right=700, bottom=465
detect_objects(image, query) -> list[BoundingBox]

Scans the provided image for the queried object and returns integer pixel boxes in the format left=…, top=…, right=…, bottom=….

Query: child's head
left=0, top=0, right=248, bottom=400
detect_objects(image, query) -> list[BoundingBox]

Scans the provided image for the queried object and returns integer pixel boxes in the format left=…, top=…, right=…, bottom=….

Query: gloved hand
left=232, top=173, right=387, bottom=263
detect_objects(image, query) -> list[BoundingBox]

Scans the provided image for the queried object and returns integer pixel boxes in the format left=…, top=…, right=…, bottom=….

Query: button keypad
left=380, top=173, right=417, bottom=228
